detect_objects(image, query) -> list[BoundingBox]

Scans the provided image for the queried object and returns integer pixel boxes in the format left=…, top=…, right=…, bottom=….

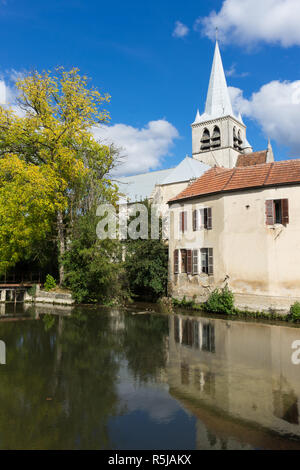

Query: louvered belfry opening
left=233, top=127, right=243, bottom=151
left=211, top=126, right=221, bottom=149
left=201, top=128, right=211, bottom=151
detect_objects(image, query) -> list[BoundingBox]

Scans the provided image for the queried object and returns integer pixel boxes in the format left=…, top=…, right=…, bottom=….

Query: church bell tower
left=192, top=40, right=252, bottom=169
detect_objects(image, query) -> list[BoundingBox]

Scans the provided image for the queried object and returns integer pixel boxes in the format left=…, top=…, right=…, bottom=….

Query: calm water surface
left=0, top=302, right=300, bottom=450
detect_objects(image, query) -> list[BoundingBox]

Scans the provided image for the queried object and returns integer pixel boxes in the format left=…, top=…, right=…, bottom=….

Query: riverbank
left=25, top=285, right=74, bottom=306
left=171, top=297, right=300, bottom=325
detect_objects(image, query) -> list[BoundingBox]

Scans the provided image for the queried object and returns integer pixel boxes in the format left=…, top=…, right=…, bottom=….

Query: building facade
left=168, top=162, right=300, bottom=312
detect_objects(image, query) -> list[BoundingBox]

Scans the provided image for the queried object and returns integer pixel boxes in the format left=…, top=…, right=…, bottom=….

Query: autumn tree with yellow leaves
left=0, top=68, right=118, bottom=285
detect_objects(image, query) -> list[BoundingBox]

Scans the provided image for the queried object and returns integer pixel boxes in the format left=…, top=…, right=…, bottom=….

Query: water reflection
left=174, top=316, right=216, bottom=353
left=168, top=314, right=300, bottom=449
left=0, top=305, right=300, bottom=449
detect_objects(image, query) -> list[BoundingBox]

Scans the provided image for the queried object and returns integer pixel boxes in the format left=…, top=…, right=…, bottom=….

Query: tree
left=63, top=208, right=127, bottom=304
left=0, top=154, right=65, bottom=275
left=124, top=201, right=168, bottom=301
left=0, top=68, right=118, bottom=284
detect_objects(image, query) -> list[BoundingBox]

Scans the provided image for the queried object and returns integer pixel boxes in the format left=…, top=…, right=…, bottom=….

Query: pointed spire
left=204, top=41, right=233, bottom=119
left=241, top=137, right=253, bottom=154
left=238, top=112, right=244, bottom=124
left=268, top=138, right=272, bottom=150
left=193, top=109, right=201, bottom=124
left=267, top=138, right=274, bottom=162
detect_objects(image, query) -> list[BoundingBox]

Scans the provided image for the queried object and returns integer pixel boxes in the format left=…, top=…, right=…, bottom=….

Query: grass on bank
left=172, top=287, right=300, bottom=324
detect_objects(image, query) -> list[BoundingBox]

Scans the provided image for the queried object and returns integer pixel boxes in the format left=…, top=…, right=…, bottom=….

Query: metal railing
left=0, top=272, right=43, bottom=285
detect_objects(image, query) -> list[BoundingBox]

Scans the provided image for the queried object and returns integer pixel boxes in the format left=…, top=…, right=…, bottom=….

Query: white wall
left=168, top=185, right=300, bottom=311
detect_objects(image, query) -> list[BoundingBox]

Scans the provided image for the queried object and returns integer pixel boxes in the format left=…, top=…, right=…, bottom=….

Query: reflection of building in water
left=109, top=308, right=126, bottom=331
left=174, top=316, right=215, bottom=352
left=168, top=314, right=300, bottom=449
left=273, top=376, right=299, bottom=425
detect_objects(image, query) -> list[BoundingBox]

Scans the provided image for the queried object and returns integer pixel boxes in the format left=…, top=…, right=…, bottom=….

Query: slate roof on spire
left=195, top=41, right=234, bottom=123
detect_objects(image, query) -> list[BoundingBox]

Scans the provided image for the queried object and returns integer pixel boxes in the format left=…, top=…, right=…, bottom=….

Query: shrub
left=204, top=286, right=235, bottom=315
left=44, top=274, right=57, bottom=292
left=172, top=296, right=194, bottom=309
left=290, top=302, right=300, bottom=321
left=158, top=297, right=174, bottom=314
left=63, top=211, right=127, bottom=304
left=28, top=284, right=37, bottom=297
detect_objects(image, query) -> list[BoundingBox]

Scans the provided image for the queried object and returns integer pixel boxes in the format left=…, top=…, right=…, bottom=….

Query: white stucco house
left=168, top=161, right=300, bottom=312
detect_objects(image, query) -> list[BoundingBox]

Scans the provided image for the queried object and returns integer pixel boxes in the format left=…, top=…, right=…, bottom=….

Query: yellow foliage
left=0, top=155, right=67, bottom=273
left=0, top=67, right=118, bottom=274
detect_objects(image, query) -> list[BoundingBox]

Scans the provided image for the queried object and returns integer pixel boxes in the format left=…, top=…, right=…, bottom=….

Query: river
left=0, top=302, right=300, bottom=450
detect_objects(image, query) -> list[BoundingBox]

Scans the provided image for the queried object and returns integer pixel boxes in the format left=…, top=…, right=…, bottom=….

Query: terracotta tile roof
left=236, top=150, right=268, bottom=167
left=169, top=160, right=300, bottom=203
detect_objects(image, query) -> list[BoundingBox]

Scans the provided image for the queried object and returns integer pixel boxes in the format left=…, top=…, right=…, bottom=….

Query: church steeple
left=204, top=40, right=233, bottom=120
left=191, top=40, right=252, bottom=169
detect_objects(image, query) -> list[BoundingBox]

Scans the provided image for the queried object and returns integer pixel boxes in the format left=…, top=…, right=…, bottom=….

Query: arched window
left=201, top=128, right=211, bottom=151
left=211, top=126, right=221, bottom=149
left=238, top=130, right=242, bottom=145
left=233, top=127, right=240, bottom=150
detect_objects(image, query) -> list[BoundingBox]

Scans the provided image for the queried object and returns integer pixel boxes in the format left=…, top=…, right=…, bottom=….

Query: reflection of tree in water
left=121, top=313, right=169, bottom=383
left=0, top=309, right=121, bottom=449
left=55, top=308, right=121, bottom=449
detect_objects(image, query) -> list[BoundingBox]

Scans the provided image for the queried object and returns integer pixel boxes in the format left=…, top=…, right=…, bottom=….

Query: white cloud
left=117, top=380, right=181, bottom=424
left=0, top=81, right=6, bottom=105
left=0, top=71, right=25, bottom=115
left=93, top=120, right=179, bottom=177
left=197, top=0, right=300, bottom=47
left=226, top=63, right=249, bottom=78
left=229, top=81, right=300, bottom=152
left=8, top=69, right=25, bottom=84
left=172, top=21, right=189, bottom=39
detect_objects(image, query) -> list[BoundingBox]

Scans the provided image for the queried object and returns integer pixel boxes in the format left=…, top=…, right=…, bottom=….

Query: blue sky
left=1, top=0, right=300, bottom=175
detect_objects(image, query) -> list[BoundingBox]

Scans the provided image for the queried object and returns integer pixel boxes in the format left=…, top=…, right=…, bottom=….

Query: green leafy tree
left=63, top=208, right=127, bottom=304
left=124, top=201, right=168, bottom=301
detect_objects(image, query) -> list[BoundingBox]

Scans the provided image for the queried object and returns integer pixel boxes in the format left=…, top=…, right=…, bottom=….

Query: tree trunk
left=57, top=211, right=65, bottom=286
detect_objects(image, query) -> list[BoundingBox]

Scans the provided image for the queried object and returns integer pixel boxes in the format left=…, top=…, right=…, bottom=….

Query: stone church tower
left=192, top=40, right=253, bottom=169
